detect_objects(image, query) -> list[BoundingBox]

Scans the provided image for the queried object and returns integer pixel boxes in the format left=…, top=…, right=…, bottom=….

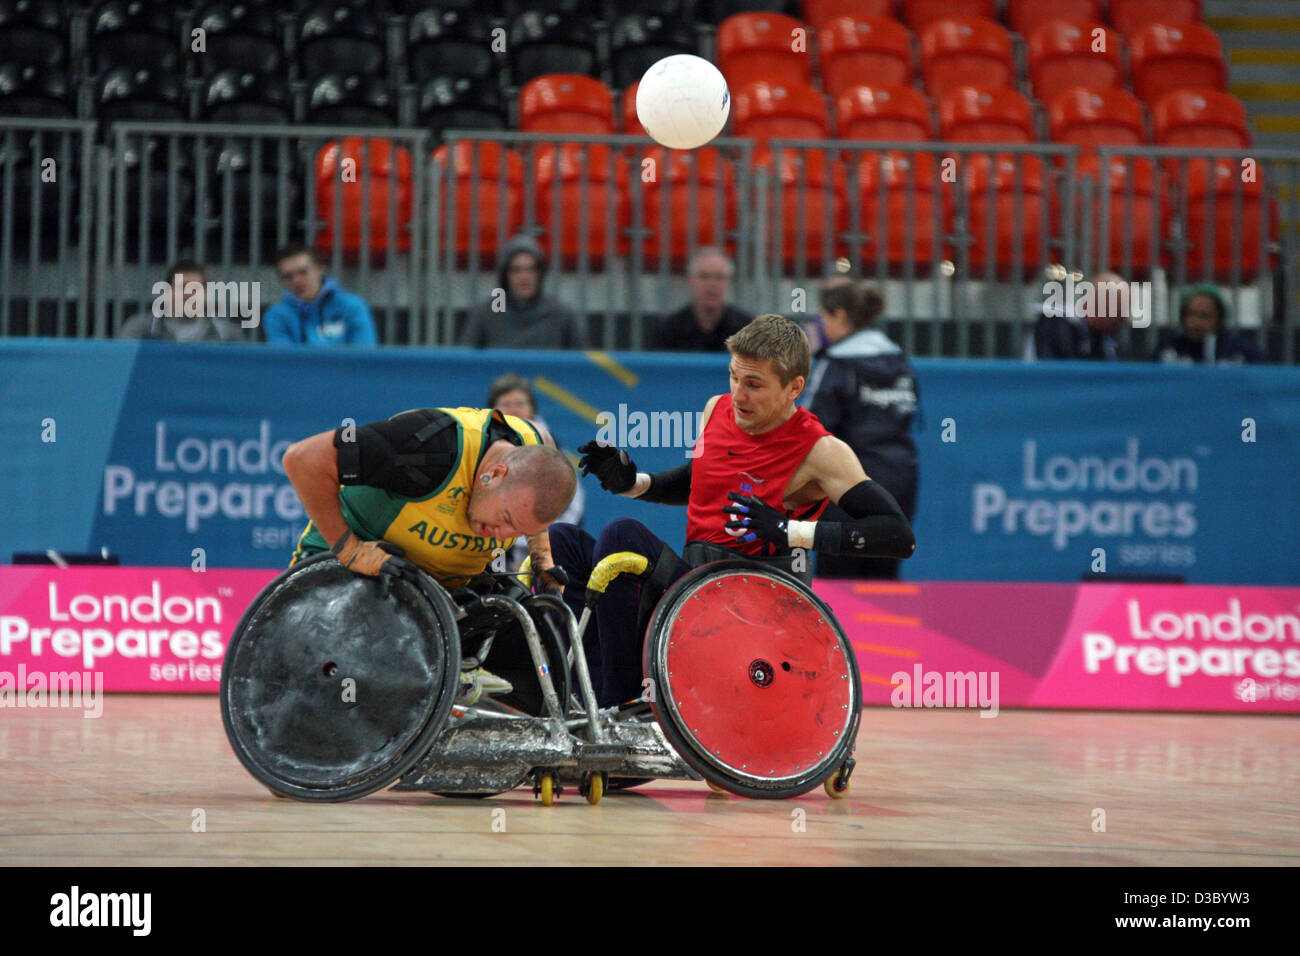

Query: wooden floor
left=1, top=696, right=1296, bottom=866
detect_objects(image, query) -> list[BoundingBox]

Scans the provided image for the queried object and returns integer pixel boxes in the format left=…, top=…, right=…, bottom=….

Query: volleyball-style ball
left=635, top=54, right=731, bottom=150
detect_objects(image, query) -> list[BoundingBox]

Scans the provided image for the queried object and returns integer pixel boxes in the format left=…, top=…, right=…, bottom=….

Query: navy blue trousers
left=546, top=519, right=691, bottom=708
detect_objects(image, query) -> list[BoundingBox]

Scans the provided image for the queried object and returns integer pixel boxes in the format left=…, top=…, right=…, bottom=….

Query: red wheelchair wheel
left=644, top=560, right=861, bottom=799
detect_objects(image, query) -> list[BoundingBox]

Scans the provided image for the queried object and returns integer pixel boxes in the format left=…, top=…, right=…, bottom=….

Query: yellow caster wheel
left=824, top=772, right=851, bottom=799
left=583, top=772, right=604, bottom=806
left=706, top=779, right=727, bottom=794
left=537, top=773, right=555, bottom=807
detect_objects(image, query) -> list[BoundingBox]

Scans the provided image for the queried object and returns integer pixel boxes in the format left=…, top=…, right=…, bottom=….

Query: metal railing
left=0, top=118, right=1296, bottom=361
left=0, top=119, right=96, bottom=337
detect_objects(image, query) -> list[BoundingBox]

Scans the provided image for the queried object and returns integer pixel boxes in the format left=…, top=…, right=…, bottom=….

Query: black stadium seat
left=117, top=142, right=198, bottom=261
left=407, top=7, right=496, bottom=85
left=605, top=0, right=688, bottom=18
left=0, top=63, right=73, bottom=118
left=696, top=0, right=796, bottom=24
left=418, top=74, right=507, bottom=140
left=503, top=0, right=597, bottom=17
left=0, top=0, right=67, bottom=71
left=95, top=65, right=187, bottom=124
left=610, top=13, right=697, bottom=89
left=509, top=10, right=598, bottom=86
left=208, top=139, right=305, bottom=257
left=394, top=0, right=485, bottom=11
left=200, top=69, right=293, bottom=124
left=305, top=73, right=396, bottom=126
left=296, top=2, right=385, bottom=82
left=88, top=0, right=178, bottom=74
left=192, top=2, right=283, bottom=75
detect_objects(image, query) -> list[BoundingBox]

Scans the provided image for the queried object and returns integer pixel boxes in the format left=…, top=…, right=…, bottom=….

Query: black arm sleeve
left=812, top=479, right=916, bottom=559
left=639, top=461, right=692, bottom=505
left=333, top=409, right=460, bottom=498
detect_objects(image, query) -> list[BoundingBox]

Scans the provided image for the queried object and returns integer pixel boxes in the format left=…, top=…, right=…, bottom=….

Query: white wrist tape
left=787, top=520, right=816, bottom=550
left=623, top=472, right=652, bottom=498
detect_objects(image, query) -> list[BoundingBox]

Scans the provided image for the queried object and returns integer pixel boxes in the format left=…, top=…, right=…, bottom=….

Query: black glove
left=376, top=547, right=423, bottom=598
left=722, top=492, right=789, bottom=548
left=533, top=563, right=569, bottom=594
left=577, top=440, right=637, bottom=494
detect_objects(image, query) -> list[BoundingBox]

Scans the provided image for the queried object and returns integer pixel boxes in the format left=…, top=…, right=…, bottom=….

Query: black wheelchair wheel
left=221, top=554, right=463, bottom=802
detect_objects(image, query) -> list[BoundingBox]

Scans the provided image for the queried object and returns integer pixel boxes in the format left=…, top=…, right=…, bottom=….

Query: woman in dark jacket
left=806, top=280, right=920, bottom=579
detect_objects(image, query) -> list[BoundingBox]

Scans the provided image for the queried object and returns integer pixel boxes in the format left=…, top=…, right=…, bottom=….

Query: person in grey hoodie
left=458, top=235, right=587, bottom=350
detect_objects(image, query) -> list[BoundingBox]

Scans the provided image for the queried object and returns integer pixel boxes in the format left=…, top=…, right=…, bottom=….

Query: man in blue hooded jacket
left=263, top=242, right=378, bottom=346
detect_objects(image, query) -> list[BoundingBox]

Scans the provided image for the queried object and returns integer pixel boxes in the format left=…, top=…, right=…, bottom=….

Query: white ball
left=635, top=54, right=730, bottom=150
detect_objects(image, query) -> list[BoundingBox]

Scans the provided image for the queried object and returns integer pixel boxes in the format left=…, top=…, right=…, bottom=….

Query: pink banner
left=818, top=581, right=1300, bottom=713
left=4, top=567, right=1298, bottom=712
left=0, top=566, right=275, bottom=693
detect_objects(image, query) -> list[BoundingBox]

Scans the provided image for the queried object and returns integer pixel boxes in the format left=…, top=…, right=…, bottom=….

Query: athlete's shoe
left=457, top=667, right=514, bottom=705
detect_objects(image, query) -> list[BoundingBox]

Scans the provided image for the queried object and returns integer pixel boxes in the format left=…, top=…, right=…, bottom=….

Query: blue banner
left=3, top=341, right=1298, bottom=584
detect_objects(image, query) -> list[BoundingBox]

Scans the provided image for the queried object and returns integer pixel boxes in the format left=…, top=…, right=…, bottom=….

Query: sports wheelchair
left=220, top=550, right=861, bottom=805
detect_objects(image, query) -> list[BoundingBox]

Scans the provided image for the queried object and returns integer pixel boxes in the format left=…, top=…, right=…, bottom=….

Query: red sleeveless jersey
left=686, top=394, right=831, bottom=556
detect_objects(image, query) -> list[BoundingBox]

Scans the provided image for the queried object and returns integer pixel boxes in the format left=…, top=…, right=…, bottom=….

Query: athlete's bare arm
left=782, top=435, right=869, bottom=509
left=282, top=430, right=350, bottom=547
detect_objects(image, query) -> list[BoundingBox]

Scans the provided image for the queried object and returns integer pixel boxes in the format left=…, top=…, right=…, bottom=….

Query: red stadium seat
left=1152, top=88, right=1251, bottom=147
left=637, top=146, right=739, bottom=266
left=1129, top=22, right=1225, bottom=104
left=902, top=0, right=995, bottom=31
left=718, top=12, right=812, bottom=91
left=732, top=80, right=830, bottom=141
left=520, top=74, right=615, bottom=133
left=1077, top=152, right=1161, bottom=275
left=855, top=150, right=948, bottom=272
left=533, top=143, right=630, bottom=267
left=803, top=0, right=895, bottom=32
left=919, top=17, right=1014, bottom=97
left=1008, top=0, right=1102, bottom=37
left=1028, top=20, right=1124, bottom=107
left=315, top=138, right=412, bottom=260
left=836, top=84, right=932, bottom=141
left=1110, top=0, right=1201, bottom=38
left=1168, top=157, right=1275, bottom=281
left=818, top=16, right=913, bottom=98
left=961, top=153, right=1053, bottom=277
left=431, top=140, right=524, bottom=264
left=754, top=146, right=848, bottom=271
left=937, top=85, right=1035, bottom=143
left=1048, top=87, right=1147, bottom=150
left=621, top=81, right=645, bottom=135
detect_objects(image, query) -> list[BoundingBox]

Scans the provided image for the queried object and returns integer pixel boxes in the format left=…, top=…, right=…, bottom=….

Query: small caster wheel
left=825, top=772, right=850, bottom=799
left=583, top=772, right=604, bottom=806
left=705, top=779, right=727, bottom=794
left=537, top=773, right=555, bottom=807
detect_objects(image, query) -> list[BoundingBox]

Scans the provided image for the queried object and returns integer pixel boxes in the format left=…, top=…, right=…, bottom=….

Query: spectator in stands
left=1153, top=284, right=1263, bottom=365
left=459, top=235, right=587, bottom=349
left=262, top=242, right=377, bottom=346
left=653, top=247, right=752, bottom=351
left=805, top=279, right=919, bottom=580
left=1025, top=271, right=1128, bottom=361
left=802, top=268, right=854, bottom=356
left=487, top=372, right=585, bottom=568
left=117, top=260, right=245, bottom=342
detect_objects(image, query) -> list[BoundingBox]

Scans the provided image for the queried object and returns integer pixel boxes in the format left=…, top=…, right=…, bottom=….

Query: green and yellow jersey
left=291, top=406, right=543, bottom=587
